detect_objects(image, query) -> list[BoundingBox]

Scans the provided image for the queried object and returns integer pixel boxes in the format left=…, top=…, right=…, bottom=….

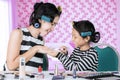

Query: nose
left=48, top=28, right=54, bottom=34
left=50, top=27, right=54, bottom=31
left=46, top=28, right=54, bottom=35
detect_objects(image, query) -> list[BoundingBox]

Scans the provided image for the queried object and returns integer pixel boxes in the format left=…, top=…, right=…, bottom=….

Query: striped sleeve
left=56, top=52, right=75, bottom=70
left=56, top=48, right=98, bottom=71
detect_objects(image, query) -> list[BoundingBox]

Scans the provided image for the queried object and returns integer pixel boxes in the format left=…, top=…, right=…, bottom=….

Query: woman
left=5, top=2, right=62, bottom=72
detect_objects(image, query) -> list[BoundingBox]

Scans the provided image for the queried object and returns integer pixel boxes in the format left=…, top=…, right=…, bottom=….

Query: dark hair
left=29, top=2, right=62, bottom=25
left=73, top=20, right=100, bottom=43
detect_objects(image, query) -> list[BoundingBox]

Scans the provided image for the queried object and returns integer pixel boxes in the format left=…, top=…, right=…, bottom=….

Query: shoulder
left=11, top=27, right=28, bottom=34
left=10, top=28, right=23, bottom=41
left=12, top=28, right=21, bottom=33
left=88, top=47, right=96, bottom=52
left=11, top=29, right=22, bottom=36
left=88, top=47, right=98, bottom=56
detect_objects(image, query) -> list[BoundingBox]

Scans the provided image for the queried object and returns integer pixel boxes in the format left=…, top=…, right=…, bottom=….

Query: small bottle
left=35, top=66, right=44, bottom=79
left=73, top=66, right=76, bottom=78
left=38, top=66, right=42, bottom=73
left=54, top=64, right=58, bottom=76
left=19, top=57, right=25, bottom=80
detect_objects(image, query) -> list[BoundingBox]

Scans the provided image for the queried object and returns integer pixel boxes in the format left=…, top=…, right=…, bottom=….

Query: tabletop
left=1, top=71, right=120, bottom=80
left=0, top=71, right=86, bottom=80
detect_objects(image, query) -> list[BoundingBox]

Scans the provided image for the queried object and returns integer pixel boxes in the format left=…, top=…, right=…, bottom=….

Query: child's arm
left=56, top=52, right=75, bottom=70
left=56, top=49, right=98, bottom=71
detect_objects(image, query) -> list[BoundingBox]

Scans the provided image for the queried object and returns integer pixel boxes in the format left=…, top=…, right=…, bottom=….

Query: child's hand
left=59, top=46, right=68, bottom=55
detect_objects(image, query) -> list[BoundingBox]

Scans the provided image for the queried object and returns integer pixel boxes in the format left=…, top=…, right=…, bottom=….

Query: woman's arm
left=6, top=29, right=39, bottom=70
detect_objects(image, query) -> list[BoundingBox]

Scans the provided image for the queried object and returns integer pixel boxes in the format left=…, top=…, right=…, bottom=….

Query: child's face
left=72, top=28, right=87, bottom=48
left=39, top=16, right=59, bottom=37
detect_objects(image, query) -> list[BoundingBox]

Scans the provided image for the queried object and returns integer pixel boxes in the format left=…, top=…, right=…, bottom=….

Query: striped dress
left=56, top=47, right=98, bottom=71
left=19, top=28, right=46, bottom=72
left=5, top=28, right=48, bottom=72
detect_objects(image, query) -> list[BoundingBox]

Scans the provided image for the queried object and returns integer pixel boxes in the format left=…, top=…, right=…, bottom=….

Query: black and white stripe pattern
left=56, top=47, right=98, bottom=71
left=20, top=28, right=44, bottom=72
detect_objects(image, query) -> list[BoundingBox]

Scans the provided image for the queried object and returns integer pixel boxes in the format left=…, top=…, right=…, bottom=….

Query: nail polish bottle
left=19, top=57, right=25, bottom=80
left=73, top=66, right=76, bottom=78
left=54, top=64, right=58, bottom=76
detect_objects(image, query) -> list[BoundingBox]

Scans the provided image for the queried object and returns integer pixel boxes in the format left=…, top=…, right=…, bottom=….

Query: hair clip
left=80, top=31, right=92, bottom=37
left=72, top=21, right=74, bottom=26
left=57, top=6, right=62, bottom=12
left=41, top=15, right=51, bottom=22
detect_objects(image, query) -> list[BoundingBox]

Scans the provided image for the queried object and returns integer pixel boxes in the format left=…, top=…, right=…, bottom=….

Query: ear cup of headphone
left=33, top=19, right=41, bottom=28
left=34, top=22, right=40, bottom=28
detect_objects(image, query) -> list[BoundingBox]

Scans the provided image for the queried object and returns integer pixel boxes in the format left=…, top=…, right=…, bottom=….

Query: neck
left=79, top=44, right=90, bottom=51
left=27, top=26, right=39, bottom=38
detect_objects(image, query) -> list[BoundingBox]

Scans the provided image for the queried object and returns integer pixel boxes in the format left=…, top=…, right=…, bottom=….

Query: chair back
left=43, top=54, right=49, bottom=71
left=94, top=43, right=119, bottom=71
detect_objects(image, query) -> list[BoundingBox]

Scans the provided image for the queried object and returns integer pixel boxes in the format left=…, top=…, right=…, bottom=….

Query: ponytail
left=91, top=32, right=100, bottom=43
left=34, top=2, right=43, bottom=10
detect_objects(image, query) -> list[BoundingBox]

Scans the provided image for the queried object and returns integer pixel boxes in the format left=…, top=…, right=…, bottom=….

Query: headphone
left=33, top=19, right=40, bottom=28
left=33, top=15, right=52, bottom=28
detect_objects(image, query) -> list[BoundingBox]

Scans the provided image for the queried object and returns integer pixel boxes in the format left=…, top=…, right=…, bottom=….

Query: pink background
left=10, top=0, right=120, bottom=70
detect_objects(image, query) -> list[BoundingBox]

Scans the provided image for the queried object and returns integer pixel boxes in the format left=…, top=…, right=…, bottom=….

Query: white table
left=0, top=71, right=86, bottom=80
left=2, top=71, right=120, bottom=80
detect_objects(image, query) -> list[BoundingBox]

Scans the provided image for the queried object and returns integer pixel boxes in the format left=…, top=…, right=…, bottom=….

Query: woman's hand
left=36, top=45, right=59, bottom=57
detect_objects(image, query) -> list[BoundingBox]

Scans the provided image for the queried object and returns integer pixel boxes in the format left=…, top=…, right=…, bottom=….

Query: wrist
left=55, top=52, right=61, bottom=57
left=32, top=46, right=39, bottom=53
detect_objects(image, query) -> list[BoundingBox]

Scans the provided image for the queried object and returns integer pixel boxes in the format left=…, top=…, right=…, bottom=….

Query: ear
left=84, top=36, right=90, bottom=42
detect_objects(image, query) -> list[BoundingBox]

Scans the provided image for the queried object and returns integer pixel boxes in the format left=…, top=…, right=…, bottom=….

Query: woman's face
left=39, top=16, right=60, bottom=37
left=72, top=28, right=86, bottom=47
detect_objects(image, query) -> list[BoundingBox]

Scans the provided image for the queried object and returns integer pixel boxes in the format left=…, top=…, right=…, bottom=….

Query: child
left=38, top=20, right=100, bottom=71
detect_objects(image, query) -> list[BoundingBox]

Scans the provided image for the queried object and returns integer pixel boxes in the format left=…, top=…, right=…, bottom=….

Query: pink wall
left=116, top=0, right=120, bottom=54
left=11, top=0, right=17, bottom=30
left=13, top=0, right=117, bottom=46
